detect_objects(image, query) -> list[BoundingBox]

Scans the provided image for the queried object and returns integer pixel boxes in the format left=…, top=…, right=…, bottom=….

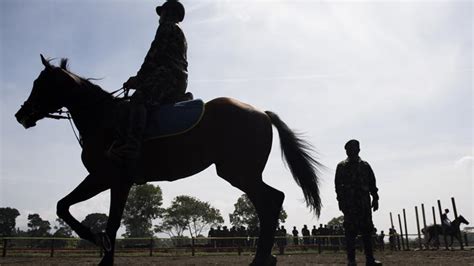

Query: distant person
left=379, top=230, right=385, bottom=251
left=441, top=209, right=452, bottom=228
left=108, top=0, right=190, bottom=178
left=335, top=139, right=381, bottom=265
left=276, top=226, right=287, bottom=254
left=302, top=225, right=310, bottom=245
left=311, top=225, right=318, bottom=244
left=292, top=226, right=299, bottom=245
left=389, top=228, right=397, bottom=250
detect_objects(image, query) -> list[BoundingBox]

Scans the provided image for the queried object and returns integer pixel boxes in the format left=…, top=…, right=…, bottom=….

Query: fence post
left=2, top=239, right=7, bottom=257
left=437, top=200, right=449, bottom=250
left=50, top=238, right=55, bottom=257
left=421, top=204, right=427, bottom=230
left=238, top=240, right=242, bottom=256
left=451, top=197, right=464, bottom=250
left=415, top=206, right=422, bottom=249
left=398, top=214, right=405, bottom=250
left=403, top=209, right=409, bottom=250
left=191, top=237, right=195, bottom=256
left=149, top=237, right=153, bottom=257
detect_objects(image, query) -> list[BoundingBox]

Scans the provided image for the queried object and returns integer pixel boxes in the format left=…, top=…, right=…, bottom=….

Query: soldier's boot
left=107, top=102, right=147, bottom=181
left=346, top=233, right=357, bottom=266
left=363, top=234, right=382, bottom=266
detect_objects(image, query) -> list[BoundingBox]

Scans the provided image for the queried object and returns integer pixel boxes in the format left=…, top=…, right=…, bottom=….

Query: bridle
left=27, top=86, right=128, bottom=148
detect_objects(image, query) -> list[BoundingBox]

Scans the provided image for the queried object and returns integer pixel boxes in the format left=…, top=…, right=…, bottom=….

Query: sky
left=1, top=0, right=472, bottom=238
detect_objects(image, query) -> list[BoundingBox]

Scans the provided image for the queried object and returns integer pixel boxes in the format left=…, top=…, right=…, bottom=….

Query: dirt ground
left=1, top=250, right=473, bottom=265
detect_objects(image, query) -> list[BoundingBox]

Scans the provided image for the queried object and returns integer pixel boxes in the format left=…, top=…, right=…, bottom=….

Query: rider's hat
left=344, top=139, right=360, bottom=150
left=156, top=0, right=185, bottom=22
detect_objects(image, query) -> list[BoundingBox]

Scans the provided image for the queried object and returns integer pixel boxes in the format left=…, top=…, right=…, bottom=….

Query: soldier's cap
left=344, top=139, right=360, bottom=150
left=156, top=0, right=185, bottom=22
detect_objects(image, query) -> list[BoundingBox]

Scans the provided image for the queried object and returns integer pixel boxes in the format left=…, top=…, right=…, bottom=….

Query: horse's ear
left=40, top=54, right=52, bottom=70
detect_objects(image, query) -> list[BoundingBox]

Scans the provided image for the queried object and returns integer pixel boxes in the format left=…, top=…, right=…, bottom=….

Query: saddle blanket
left=143, top=99, right=205, bottom=140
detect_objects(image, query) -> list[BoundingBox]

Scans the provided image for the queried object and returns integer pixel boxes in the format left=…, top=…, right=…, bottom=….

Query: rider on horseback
left=442, top=209, right=452, bottom=228
left=108, top=0, right=189, bottom=177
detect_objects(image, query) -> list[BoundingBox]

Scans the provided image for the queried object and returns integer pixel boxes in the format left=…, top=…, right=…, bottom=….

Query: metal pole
left=431, top=206, right=439, bottom=249
left=390, top=212, right=395, bottom=229
left=451, top=197, right=464, bottom=250
left=403, top=209, right=410, bottom=250
left=421, top=204, right=427, bottom=229
left=415, top=206, right=422, bottom=249
left=398, top=214, right=405, bottom=250
left=438, top=200, right=449, bottom=250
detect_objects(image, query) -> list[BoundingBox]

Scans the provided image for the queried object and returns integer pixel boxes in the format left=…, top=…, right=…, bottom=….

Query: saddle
left=143, top=99, right=205, bottom=140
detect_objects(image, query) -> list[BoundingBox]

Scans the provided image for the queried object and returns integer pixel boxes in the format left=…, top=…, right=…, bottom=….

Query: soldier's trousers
left=345, top=230, right=375, bottom=263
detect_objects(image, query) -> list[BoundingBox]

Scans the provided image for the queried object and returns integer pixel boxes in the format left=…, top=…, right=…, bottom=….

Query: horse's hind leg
left=247, top=181, right=285, bottom=265
left=56, top=174, right=110, bottom=244
left=220, top=172, right=284, bottom=265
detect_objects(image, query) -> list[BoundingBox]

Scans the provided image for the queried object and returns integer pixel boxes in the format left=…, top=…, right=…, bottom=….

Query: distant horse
left=15, top=55, right=322, bottom=266
left=422, top=215, right=469, bottom=249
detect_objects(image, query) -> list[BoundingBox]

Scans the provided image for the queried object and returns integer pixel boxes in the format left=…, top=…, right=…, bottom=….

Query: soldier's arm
left=367, top=163, right=379, bottom=200
left=135, top=25, right=174, bottom=83
left=335, top=163, right=344, bottom=202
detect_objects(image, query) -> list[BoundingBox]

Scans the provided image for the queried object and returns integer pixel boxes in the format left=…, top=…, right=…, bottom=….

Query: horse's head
left=458, top=215, right=469, bottom=225
left=15, top=54, right=72, bottom=128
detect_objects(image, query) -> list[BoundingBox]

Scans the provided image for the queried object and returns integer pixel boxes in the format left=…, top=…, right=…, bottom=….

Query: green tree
left=0, top=207, right=20, bottom=236
left=155, top=195, right=224, bottom=238
left=229, top=194, right=287, bottom=231
left=27, top=213, right=51, bottom=237
left=81, top=213, right=108, bottom=234
left=327, top=215, right=344, bottom=228
left=122, top=184, right=163, bottom=237
left=53, top=218, right=73, bottom=237
left=53, top=218, right=73, bottom=248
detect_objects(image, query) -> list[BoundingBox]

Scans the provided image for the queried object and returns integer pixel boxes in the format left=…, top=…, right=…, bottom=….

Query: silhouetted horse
left=422, top=215, right=469, bottom=249
left=15, top=55, right=322, bottom=266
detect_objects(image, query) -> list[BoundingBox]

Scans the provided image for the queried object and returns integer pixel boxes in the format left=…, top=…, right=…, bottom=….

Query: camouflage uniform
left=335, top=157, right=379, bottom=264
left=132, top=21, right=188, bottom=105
left=335, top=157, right=378, bottom=233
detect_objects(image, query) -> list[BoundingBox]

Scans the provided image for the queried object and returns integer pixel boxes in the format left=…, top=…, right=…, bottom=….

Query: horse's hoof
left=98, top=255, right=114, bottom=266
left=95, top=232, right=112, bottom=252
left=250, top=255, right=277, bottom=266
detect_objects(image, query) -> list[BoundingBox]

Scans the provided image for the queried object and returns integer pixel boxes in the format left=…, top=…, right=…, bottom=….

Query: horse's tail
left=265, top=111, right=322, bottom=217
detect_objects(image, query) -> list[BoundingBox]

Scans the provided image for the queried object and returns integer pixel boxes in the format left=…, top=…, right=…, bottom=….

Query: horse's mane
left=56, top=58, right=111, bottom=97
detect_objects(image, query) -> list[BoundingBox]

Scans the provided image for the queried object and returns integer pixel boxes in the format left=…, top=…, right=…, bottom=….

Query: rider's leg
left=107, top=90, right=147, bottom=177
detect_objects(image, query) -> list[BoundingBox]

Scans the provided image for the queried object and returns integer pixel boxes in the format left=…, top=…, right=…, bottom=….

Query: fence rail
left=4, top=232, right=468, bottom=258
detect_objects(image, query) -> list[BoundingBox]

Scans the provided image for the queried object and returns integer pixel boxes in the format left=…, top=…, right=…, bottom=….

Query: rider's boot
left=107, top=101, right=147, bottom=181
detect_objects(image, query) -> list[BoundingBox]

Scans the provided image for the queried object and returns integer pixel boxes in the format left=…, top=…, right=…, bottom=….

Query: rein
left=45, top=87, right=128, bottom=148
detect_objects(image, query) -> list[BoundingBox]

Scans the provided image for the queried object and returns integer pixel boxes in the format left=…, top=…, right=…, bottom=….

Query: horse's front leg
left=99, top=181, right=132, bottom=266
left=56, top=173, right=110, bottom=244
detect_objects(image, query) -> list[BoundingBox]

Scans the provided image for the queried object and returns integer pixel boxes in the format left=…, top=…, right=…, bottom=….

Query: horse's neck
left=65, top=84, right=112, bottom=139
left=451, top=218, right=460, bottom=228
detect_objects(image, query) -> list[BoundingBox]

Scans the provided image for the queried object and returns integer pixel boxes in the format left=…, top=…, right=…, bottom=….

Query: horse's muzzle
left=15, top=106, right=37, bottom=129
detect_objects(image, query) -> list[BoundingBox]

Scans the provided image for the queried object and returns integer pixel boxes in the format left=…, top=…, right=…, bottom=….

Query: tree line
left=0, top=184, right=287, bottom=240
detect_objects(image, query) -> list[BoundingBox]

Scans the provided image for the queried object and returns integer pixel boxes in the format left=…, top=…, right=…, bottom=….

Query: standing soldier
left=292, top=226, right=299, bottom=246
left=335, top=139, right=382, bottom=266
left=108, top=0, right=189, bottom=178
left=311, top=225, right=318, bottom=245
